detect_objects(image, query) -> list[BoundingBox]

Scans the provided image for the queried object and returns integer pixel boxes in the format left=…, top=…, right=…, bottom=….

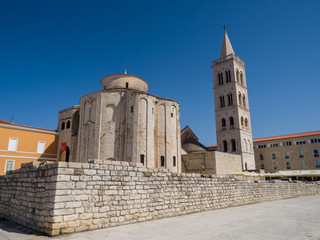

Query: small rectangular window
left=286, top=162, right=291, bottom=169
left=314, top=149, right=319, bottom=158
left=300, top=160, right=306, bottom=169
left=5, top=160, right=15, bottom=173
left=273, top=162, right=277, bottom=170
left=260, top=163, right=265, bottom=169
left=298, top=150, right=304, bottom=158
left=315, top=160, right=320, bottom=169
left=8, top=138, right=18, bottom=151
left=272, top=153, right=276, bottom=160
left=259, top=153, right=264, bottom=160
left=285, top=151, right=290, bottom=159
left=37, top=141, right=46, bottom=154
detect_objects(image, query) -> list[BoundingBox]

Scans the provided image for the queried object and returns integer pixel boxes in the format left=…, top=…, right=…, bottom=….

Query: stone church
left=57, top=73, right=181, bottom=173
left=57, top=30, right=255, bottom=175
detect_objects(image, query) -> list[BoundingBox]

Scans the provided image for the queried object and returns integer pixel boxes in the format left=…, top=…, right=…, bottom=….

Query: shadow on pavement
left=0, top=218, right=47, bottom=238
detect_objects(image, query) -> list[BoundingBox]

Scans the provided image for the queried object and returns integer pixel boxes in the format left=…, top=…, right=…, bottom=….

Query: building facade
left=58, top=73, right=182, bottom=173
left=211, top=30, right=255, bottom=170
left=0, top=120, right=59, bottom=174
left=254, top=131, right=320, bottom=172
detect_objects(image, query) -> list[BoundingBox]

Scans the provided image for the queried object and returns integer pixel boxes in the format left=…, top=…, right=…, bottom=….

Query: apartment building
left=0, top=119, right=59, bottom=174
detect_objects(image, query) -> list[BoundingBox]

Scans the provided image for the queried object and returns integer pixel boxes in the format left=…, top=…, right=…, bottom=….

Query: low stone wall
left=0, top=160, right=320, bottom=236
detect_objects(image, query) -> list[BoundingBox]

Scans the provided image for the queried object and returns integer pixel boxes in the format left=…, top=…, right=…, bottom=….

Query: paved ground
left=1, top=195, right=320, bottom=240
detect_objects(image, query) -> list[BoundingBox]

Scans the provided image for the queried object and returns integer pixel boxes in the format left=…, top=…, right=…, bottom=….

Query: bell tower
left=211, top=29, right=256, bottom=170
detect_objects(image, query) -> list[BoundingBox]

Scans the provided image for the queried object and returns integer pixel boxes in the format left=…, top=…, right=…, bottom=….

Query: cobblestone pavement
left=1, top=195, right=320, bottom=240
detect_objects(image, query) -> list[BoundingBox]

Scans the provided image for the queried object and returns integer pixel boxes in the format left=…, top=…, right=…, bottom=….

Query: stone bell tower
left=211, top=29, right=256, bottom=170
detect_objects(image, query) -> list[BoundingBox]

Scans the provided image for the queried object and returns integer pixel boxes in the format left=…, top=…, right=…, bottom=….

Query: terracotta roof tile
left=207, top=144, right=217, bottom=148
left=253, top=131, right=320, bottom=143
left=0, top=120, right=11, bottom=124
left=206, top=130, right=320, bottom=147
left=0, top=119, right=57, bottom=132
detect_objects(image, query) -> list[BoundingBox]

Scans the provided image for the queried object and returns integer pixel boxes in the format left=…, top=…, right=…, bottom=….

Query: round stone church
left=57, top=73, right=181, bottom=173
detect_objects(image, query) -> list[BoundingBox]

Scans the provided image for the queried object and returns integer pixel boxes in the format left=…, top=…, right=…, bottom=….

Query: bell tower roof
left=220, top=29, right=234, bottom=58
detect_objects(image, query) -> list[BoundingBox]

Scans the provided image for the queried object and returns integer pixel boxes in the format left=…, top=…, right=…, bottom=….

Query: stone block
left=63, top=214, right=79, bottom=221
left=84, top=169, right=97, bottom=175
left=51, top=209, right=75, bottom=216
left=57, top=168, right=74, bottom=175
left=51, top=195, right=74, bottom=203
left=60, top=227, right=75, bottom=234
left=65, top=201, right=82, bottom=208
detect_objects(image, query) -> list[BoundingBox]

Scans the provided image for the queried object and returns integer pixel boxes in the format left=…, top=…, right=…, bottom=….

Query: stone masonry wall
left=1, top=160, right=320, bottom=236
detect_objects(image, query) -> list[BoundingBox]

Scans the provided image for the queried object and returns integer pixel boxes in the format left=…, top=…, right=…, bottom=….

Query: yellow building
left=0, top=119, right=59, bottom=175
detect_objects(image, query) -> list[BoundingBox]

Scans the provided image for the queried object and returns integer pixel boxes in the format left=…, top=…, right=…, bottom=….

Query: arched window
left=238, top=92, right=242, bottom=106
left=173, top=156, right=176, bottom=167
left=245, top=118, right=248, bottom=127
left=241, top=117, right=244, bottom=126
left=160, top=156, right=165, bottom=167
left=66, top=120, right=71, bottom=129
left=231, top=139, right=236, bottom=152
left=229, top=117, right=234, bottom=128
left=244, top=139, right=247, bottom=152
left=220, top=95, right=225, bottom=108
left=221, top=118, right=226, bottom=130
left=225, top=70, right=231, bottom=83
left=140, top=154, right=145, bottom=165
left=228, top=93, right=233, bottom=106
left=218, top=72, right=224, bottom=85
left=248, top=141, right=251, bottom=152
left=66, top=146, right=70, bottom=162
left=236, top=69, right=239, bottom=82
left=223, top=140, right=228, bottom=152
left=126, top=82, right=129, bottom=88
left=61, top=122, right=65, bottom=130
left=242, top=95, right=246, bottom=108
left=240, top=72, right=243, bottom=84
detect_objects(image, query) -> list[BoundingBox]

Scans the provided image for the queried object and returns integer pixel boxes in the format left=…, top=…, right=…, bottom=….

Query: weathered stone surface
left=0, top=161, right=320, bottom=237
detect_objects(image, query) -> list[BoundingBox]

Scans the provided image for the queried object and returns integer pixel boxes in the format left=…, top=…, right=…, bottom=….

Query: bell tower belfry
left=211, top=29, right=256, bottom=170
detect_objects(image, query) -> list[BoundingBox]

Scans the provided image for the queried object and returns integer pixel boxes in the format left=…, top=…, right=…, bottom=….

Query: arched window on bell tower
left=227, top=93, right=233, bottom=106
left=223, top=140, right=228, bottom=152
left=221, top=118, right=226, bottom=131
left=229, top=117, right=234, bottom=129
left=225, top=70, right=231, bottom=83
left=236, top=69, right=239, bottom=82
left=242, top=94, right=246, bottom=108
left=218, top=72, right=224, bottom=85
left=240, top=71, right=243, bottom=85
left=231, top=139, right=236, bottom=152
left=220, top=95, right=225, bottom=108
left=241, top=117, right=244, bottom=127
left=238, top=92, right=242, bottom=106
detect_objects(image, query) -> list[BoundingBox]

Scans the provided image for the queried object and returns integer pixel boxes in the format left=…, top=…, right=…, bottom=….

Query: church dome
left=101, top=74, right=148, bottom=93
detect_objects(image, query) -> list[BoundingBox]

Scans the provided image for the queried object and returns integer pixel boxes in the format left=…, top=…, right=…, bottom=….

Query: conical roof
left=220, top=30, right=234, bottom=58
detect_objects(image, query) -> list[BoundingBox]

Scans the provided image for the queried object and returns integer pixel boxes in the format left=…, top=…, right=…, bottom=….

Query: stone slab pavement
left=1, top=195, right=320, bottom=240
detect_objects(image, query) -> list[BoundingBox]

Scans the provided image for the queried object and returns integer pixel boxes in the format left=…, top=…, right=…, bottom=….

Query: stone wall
left=1, top=160, right=320, bottom=236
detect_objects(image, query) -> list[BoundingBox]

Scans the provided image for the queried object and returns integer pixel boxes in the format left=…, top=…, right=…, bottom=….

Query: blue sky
left=1, top=0, right=319, bottom=146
